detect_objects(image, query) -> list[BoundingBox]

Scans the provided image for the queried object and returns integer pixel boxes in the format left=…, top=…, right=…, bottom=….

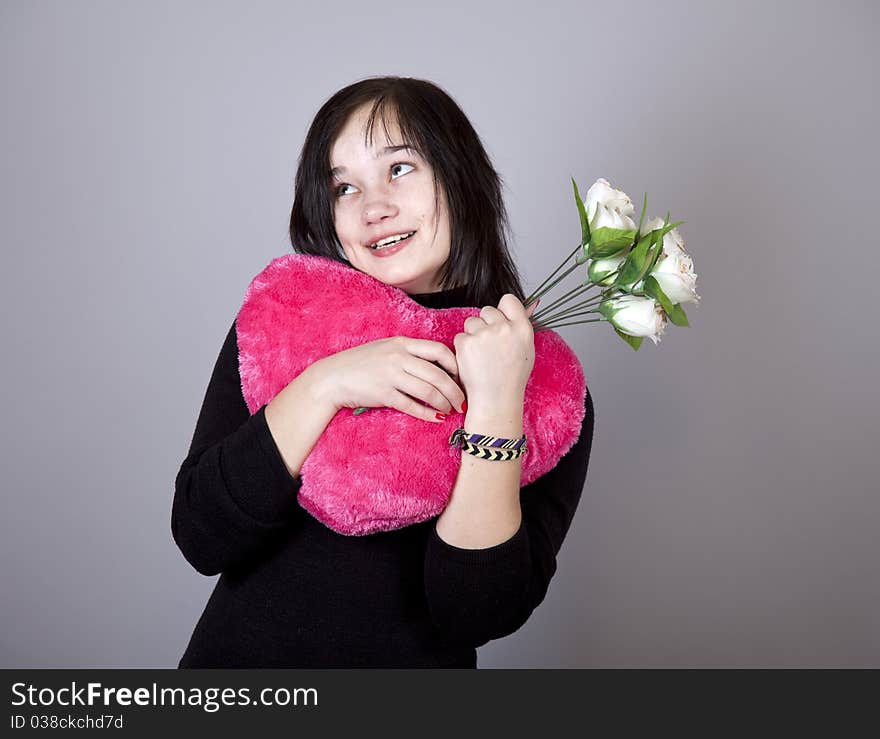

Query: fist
left=453, top=294, right=538, bottom=406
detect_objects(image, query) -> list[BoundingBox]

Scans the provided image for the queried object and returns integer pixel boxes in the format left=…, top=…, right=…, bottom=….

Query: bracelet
left=448, top=427, right=529, bottom=461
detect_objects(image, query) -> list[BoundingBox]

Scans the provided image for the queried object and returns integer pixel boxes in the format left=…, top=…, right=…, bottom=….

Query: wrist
left=462, top=395, right=524, bottom=438
left=300, top=358, right=342, bottom=412
left=464, top=392, right=525, bottom=417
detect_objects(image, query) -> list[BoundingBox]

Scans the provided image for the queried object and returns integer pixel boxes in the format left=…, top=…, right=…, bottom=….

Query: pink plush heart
left=236, top=254, right=586, bottom=536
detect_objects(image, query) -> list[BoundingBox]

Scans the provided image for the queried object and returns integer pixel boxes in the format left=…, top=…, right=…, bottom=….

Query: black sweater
left=172, top=284, right=594, bottom=668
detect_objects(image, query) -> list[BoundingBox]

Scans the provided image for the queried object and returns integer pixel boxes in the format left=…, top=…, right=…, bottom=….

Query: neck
left=408, top=283, right=470, bottom=309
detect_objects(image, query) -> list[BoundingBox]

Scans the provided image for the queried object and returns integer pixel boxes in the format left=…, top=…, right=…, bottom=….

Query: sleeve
left=171, top=319, right=305, bottom=576
left=423, top=384, right=595, bottom=647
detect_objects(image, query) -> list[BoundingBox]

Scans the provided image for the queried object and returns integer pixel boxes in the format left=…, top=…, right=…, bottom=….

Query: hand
left=453, top=295, right=538, bottom=407
left=313, top=337, right=467, bottom=423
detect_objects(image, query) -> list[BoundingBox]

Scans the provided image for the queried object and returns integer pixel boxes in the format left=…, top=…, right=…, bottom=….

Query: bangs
left=362, top=97, right=429, bottom=163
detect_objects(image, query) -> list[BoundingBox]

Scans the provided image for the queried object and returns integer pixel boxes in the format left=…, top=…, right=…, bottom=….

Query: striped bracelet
left=448, top=427, right=529, bottom=461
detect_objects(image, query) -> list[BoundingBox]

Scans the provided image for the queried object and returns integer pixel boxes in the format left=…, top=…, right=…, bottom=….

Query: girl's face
left=329, top=103, right=452, bottom=294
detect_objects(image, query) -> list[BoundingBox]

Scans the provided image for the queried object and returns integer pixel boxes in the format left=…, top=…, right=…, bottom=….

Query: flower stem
left=531, top=265, right=624, bottom=320
left=534, top=317, right=606, bottom=332
left=532, top=281, right=601, bottom=322
left=534, top=294, right=606, bottom=324
left=524, top=243, right=583, bottom=306
left=532, top=308, right=601, bottom=330
left=527, top=260, right=586, bottom=309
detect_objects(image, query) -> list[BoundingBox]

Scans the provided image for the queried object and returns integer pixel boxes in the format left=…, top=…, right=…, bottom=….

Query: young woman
left=173, top=76, right=594, bottom=668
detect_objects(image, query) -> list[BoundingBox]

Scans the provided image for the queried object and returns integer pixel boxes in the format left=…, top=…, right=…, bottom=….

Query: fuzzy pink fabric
left=235, top=254, right=586, bottom=536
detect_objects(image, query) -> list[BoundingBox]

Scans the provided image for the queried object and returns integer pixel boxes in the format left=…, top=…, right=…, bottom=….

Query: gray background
left=1, top=0, right=877, bottom=668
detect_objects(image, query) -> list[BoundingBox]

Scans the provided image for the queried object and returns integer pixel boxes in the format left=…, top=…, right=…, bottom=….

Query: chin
left=385, top=277, right=432, bottom=293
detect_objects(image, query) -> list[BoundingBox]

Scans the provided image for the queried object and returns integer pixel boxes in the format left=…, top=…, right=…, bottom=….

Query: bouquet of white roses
left=351, top=177, right=699, bottom=416
left=523, top=177, right=700, bottom=350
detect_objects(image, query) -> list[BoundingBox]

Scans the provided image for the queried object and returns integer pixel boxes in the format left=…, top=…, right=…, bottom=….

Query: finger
left=479, top=305, right=506, bottom=325
left=403, top=338, right=460, bottom=379
left=398, top=368, right=456, bottom=414
left=403, top=361, right=465, bottom=414
left=428, top=359, right=457, bottom=380
left=498, top=293, right=537, bottom=325
left=388, top=389, right=450, bottom=423
left=525, top=299, right=540, bottom=318
left=462, top=315, right=486, bottom=334
left=425, top=361, right=466, bottom=413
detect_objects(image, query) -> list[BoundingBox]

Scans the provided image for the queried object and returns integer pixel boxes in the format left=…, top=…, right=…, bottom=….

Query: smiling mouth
left=367, top=230, right=417, bottom=250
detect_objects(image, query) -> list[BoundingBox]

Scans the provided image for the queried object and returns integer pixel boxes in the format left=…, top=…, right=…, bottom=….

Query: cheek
left=333, top=211, right=356, bottom=243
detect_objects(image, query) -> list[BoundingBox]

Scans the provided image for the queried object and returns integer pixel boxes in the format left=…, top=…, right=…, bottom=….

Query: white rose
left=641, top=216, right=686, bottom=256
left=585, top=178, right=636, bottom=227
left=641, top=217, right=699, bottom=304
left=652, top=249, right=700, bottom=305
left=602, top=294, right=667, bottom=345
left=591, top=202, right=637, bottom=231
left=587, top=254, right=626, bottom=286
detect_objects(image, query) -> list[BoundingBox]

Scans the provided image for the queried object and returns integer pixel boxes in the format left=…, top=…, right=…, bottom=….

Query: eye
left=333, top=162, right=416, bottom=198
left=390, top=162, right=415, bottom=178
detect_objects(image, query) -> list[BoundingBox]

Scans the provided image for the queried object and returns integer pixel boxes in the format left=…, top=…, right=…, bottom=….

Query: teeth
left=370, top=231, right=415, bottom=249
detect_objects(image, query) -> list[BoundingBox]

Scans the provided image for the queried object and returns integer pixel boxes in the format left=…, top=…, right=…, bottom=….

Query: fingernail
left=435, top=412, right=447, bottom=421
left=461, top=400, right=468, bottom=414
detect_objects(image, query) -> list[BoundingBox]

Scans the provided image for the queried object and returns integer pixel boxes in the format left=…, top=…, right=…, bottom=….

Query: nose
left=362, top=187, right=398, bottom=226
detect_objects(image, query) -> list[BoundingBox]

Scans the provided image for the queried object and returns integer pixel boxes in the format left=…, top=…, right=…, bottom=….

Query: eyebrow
left=329, top=145, right=418, bottom=179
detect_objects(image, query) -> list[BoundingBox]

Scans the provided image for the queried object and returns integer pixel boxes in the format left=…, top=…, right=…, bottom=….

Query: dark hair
left=289, top=76, right=526, bottom=307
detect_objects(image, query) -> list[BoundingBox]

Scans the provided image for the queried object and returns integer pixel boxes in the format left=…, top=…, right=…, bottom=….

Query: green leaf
left=614, top=327, right=642, bottom=351
left=666, top=302, right=690, bottom=327
left=643, top=274, right=674, bottom=314
left=572, top=177, right=590, bottom=245
left=658, top=219, right=685, bottom=238
left=587, top=227, right=637, bottom=258
left=644, top=275, right=689, bottom=326
left=645, top=228, right=664, bottom=273
left=635, top=191, right=647, bottom=241
left=615, top=232, right=653, bottom=286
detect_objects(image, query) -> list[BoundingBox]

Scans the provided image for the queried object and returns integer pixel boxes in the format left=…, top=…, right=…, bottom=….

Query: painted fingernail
left=461, top=400, right=468, bottom=413
left=435, top=412, right=447, bottom=421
